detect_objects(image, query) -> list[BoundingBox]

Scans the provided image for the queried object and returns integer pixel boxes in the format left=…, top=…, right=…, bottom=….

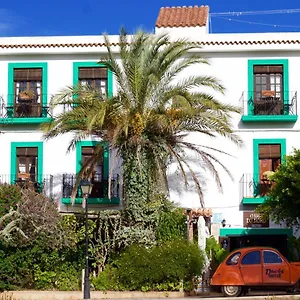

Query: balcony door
left=16, top=147, right=38, bottom=182
left=78, top=67, right=107, bottom=96
left=259, top=144, right=281, bottom=196
left=254, top=65, right=283, bottom=115
left=14, top=68, right=42, bottom=118
left=81, top=146, right=104, bottom=197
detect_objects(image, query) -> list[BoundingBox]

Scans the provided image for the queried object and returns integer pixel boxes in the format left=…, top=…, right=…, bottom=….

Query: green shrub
left=93, top=238, right=204, bottom=291
left=91, top=266, right=121, bottom=291
left=0, top=184, right=21, bottom=217
left=55, top=263, right=81, bottom=291
left=156, top=209, right=186, bottom=242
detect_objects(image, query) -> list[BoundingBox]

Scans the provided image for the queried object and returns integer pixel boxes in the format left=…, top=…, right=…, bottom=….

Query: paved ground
left=93, top=292, right=300, bottom=300
left=99, top=296, right=300, bottom=300
left=197, top=290, right=300, bottom=299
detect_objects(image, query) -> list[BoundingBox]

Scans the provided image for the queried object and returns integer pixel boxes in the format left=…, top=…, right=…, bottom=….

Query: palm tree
left=43, top=30, right=242, bottom=209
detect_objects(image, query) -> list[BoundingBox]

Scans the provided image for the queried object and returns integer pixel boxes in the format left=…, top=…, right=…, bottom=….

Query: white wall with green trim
left=0, top=35, right=299, bottom=222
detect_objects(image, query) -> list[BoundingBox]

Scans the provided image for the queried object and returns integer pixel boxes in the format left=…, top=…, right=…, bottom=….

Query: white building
left=0, top=5, right=297, bottom=256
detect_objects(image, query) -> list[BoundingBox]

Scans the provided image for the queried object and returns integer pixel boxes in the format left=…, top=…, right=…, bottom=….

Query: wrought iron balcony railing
left=239, top=173, right=274, bottom=200
left=239, top=91, right=297, bottom=116
left=0, top=94, right=53, bottom=119
left=62, top=174, right=120, bottom=199
left=0, top=174, right=53, bottom=198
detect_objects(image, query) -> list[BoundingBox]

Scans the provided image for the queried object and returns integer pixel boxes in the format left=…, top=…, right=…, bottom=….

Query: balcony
left=239, top=91, right=298, bottom=123
left=0, top=94, right=53, bottom=124
left=62, top=174, right=120, bottom=205
left=240, top=173, right=274, bottom=204
left=0, top=174, right=53, bottom=199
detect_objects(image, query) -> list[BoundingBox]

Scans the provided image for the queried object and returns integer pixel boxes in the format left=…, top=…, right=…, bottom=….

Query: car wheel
left=221, top=285, right=242, bottom=297
left=286, top=281, right=300, bottom=294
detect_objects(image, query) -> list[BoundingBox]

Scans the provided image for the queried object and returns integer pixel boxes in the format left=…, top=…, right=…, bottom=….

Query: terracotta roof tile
left=156, top=5, right=209, bottom=28
left=0, top=39, right=300, bottom=50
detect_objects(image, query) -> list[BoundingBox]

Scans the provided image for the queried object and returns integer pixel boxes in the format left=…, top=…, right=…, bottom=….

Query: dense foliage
left=92, top=239, right=204, bottom=292
left=0, top=241, right=83, bottom=291
left=257, top=148, right=300, bottom=228
left=0, top=184, right=195, bottom=291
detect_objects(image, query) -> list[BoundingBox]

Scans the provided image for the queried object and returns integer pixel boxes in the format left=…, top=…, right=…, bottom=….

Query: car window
left=263, top=251, right=282, bottom=264
left=226, top=252, right=241, bottom=265
left=241, top=251, right=260, bottom=265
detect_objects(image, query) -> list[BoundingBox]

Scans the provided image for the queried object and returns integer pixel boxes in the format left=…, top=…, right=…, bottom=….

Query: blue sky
left=1, top=0, right=300, bottom=37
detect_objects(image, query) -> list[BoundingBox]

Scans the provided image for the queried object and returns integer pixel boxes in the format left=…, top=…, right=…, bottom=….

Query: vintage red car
left=210, top=247, right=300, bottom=297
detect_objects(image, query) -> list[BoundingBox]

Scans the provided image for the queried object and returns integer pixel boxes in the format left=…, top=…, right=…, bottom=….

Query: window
left=241, top=251, right=260, bottom=265
left=81, top=145, right=104, bottom=198
left=259, top=144, right=281, bottom=179
left=7, top=63, right=48, bottom=120
left=14, top=68, right=43, bottom=117
left=253, top=65, right=283, bottom=115
left=253, top=139, right=286, bottom=198
left=226, top=252, right=241, bottom=265
left=78, top=67, right=107, bottom=96
left=254, top=65, right=283, bottom=101
left=10, top=142, right=43, bottom=185
left=263, top=251, right=282, bottom=264
left=73, top=62, right=113, bottom=99
left=258, top=144, right=281, bottom=196
left=81, top=146, right=104, bottom=182
left=16, top=147, right=38, bottom=182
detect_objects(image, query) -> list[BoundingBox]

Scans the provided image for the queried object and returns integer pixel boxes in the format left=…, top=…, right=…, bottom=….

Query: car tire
left=286, top=280, right=300, bottom=294
left=221, top=285, right=242, bottom=297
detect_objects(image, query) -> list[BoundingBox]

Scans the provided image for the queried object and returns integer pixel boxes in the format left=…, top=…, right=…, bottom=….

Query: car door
left=239, top=250, right=263, bottom=285
left=262, top=250, right=290, bottom=285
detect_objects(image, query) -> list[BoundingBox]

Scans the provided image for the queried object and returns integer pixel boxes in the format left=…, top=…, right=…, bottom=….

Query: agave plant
left=43, top=30, right=242, bottom=207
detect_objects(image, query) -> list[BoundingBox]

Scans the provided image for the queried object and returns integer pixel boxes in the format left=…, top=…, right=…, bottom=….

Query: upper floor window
left=254, top=65, right=283, bottom=101
left=14, top=68, right=43, bottom=117
left=78, top=67, right=107, bottom=96
left=253, top=65, right=284, bottom=115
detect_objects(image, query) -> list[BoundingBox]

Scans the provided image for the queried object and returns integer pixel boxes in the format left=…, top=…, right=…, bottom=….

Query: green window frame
left=73, top=62, right=113, bottom=98
left=242, top=59, right=297, bottom=122
left=61, top=140, right=119, bottom=205
left=10, top=142, right=43, bottom=184
left=1, top=62, right=51, bottom=124
left=243, top=138, right=286, bottom=204
left=75, top=141, right=109, bottom=178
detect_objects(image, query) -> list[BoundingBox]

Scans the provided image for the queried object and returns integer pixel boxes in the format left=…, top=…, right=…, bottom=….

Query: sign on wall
left=243, top=211, right=269, bottom=228
left=212, top=212, right=223, bottom=223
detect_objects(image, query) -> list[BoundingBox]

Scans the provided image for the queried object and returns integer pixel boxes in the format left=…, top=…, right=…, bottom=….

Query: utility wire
left=213, top=15, right=300, bottom=29
left=210, top=8, right=300, bottom=16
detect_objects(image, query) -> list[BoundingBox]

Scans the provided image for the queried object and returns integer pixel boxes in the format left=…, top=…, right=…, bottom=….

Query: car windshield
left=226, top=252, right=241, bottom=265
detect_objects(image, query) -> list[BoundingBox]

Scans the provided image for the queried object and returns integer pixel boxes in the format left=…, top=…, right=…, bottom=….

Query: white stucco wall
left=0, top=31, right=299, bottom=228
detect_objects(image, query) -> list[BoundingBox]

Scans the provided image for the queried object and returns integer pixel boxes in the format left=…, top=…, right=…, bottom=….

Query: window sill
left=0, top=117, right=53, bottom=125
left=241, top=115, right=298, bottom=123
left=62, top=197, right=120, bottom=205
left=242, top=197, right=265, bottom=205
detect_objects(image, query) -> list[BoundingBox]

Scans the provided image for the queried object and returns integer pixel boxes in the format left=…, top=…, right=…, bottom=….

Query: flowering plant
left=263, top=170, right=275, bottom=180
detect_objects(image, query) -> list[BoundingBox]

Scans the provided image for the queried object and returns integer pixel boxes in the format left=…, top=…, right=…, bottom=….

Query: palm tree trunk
left=122, top=149, right=152, bottom=222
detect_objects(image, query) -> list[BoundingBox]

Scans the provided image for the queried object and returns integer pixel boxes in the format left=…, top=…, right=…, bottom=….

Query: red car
left=210, top=247, right=300, bottom=297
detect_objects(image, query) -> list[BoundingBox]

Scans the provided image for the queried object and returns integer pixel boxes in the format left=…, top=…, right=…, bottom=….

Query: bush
left=0, top=241, right=83, bottom=291
left=93, top=238, right=204, bottom=291
left=0, top=184, right=21, bottom=217
left=156, top=209, right=186, bottom=242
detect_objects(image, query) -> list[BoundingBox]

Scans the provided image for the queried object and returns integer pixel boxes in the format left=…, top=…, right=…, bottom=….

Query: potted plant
left=19, top=89, right=36, bottom=101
